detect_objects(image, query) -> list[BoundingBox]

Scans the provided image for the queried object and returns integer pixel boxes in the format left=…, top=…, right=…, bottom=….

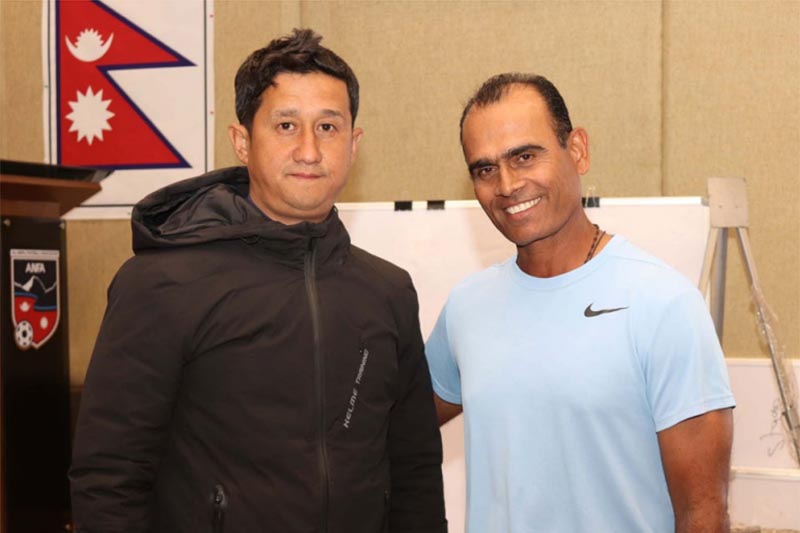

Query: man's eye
left=474, top=167, right=496, bottom=180
left=278, top=122, right=294, bottom=131
left=319, top=123, right=336, bottom=133
left=517, top=152, right=533, bottom=162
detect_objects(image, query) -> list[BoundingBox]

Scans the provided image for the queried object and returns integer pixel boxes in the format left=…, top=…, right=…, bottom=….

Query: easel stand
left=699, top=177, right=800, bottom=467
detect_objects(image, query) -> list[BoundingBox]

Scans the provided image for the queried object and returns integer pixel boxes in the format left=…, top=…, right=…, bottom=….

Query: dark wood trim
left=0, top=174, right=100, bottom=218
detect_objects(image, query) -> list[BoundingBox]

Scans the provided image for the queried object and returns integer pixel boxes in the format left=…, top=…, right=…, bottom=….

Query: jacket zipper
left=305, top=238, right=329, bottom=533
left=383, top=488, right=391, bottom=532
left=211, top=484, right=227, bottom=533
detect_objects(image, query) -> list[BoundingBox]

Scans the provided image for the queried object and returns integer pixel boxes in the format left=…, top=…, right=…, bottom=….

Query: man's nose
left=496, top=165, right=523, bottom=197
left=293, top=127, right=322, bottom=164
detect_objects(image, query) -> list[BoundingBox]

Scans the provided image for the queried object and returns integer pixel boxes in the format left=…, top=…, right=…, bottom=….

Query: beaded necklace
left=584, top=224, right=606, bottom=263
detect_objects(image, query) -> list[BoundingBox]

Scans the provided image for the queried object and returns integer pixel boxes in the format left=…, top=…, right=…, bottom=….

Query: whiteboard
left=338, top=197, right=709, bottom=338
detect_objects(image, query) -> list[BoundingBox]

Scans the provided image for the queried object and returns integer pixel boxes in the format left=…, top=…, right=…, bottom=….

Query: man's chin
left=489, top=220, right=537, bottom=248
left=503, top=229, right=547, bottom=249
left=286, top=203, right=335, bottom=223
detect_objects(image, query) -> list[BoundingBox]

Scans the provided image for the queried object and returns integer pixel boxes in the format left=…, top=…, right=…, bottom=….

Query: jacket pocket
left=210, top=484, right=228, bottom=533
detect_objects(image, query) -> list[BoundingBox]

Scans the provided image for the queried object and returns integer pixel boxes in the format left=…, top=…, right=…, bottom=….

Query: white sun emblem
left=66, top=86, right=115, bottom=145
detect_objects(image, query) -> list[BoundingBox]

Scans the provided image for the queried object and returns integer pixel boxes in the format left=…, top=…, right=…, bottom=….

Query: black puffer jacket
left=70, top=167, right=447, bottom=533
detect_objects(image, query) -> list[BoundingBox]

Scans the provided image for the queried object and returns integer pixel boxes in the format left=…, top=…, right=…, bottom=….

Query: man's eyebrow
left=271, top=108, right=345, bottom=120
left=467, top=158, right=495, bottom=174
left=272, top=109, right=299, bottom=118
left=467, top=144, right=546, bottom=174
left=319, top=109, right=345, bottom=119
left=503, top=143, right=545, bottom=160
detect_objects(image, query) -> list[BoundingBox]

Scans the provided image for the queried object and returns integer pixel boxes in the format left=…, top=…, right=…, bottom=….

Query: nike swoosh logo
left=584, top=304, right=629, bottom=317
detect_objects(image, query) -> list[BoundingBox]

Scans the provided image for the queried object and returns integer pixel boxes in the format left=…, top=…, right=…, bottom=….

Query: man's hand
left=657, top=407, right=733, bottom=533
left=433, top=394, right=463, bottom=426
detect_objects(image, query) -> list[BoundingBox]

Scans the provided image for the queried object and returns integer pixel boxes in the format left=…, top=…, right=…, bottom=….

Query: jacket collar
left=132, top=166, right=351, bottom=269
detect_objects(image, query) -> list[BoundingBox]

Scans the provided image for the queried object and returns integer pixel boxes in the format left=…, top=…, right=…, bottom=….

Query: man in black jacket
left=70, top=28, right=447, bottom=533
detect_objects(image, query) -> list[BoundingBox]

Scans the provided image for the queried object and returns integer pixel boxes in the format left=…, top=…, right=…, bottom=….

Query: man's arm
left=386, top=282, right=447, bottom=533
left=434, top=393, right=462, bottom=426
left=425, top=300, right=463, bottom=428
left=70, top=260, right=186, bottom=531
left=657, top=407, right=733, bottom=533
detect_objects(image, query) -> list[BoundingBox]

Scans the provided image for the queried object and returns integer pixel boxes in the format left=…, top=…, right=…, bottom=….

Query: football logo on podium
left=11, top=250, right=61, bottom=351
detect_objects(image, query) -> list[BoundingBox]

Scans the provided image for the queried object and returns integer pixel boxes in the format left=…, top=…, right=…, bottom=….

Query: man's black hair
left=234, top=28, right=359, bottom=131
left=460, top=73, right=573, bottom=147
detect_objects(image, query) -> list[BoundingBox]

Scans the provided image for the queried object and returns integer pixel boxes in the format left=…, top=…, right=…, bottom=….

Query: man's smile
left=504, top=196, right=541, bottom=215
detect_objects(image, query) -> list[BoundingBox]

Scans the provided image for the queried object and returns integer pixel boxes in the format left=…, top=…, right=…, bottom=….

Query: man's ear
left=228, top=123, right=250, bottom=164
left=350, top=127, right=364, bottom=161
left=567, top=127, right=590, bottom=175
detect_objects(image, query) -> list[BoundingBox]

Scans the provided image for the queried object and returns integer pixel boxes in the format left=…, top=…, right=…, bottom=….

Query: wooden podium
left=0, top=160, right=105, bottom=533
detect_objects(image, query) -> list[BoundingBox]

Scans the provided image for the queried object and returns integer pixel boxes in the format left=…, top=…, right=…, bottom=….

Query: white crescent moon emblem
left=65, top=32, right=114, bottom=63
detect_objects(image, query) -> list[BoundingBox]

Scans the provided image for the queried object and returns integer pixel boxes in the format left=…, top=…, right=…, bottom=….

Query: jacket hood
left=131, top=166, right=348, bottom=258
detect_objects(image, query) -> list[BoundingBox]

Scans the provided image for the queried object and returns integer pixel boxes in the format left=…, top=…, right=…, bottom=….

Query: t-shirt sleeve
left=425, top=303, right=462, bottom=405
left=644, top=287, right=736, bottom=432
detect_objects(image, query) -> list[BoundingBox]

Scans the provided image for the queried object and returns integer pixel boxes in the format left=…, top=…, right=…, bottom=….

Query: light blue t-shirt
left=426, top=236, right=735, bottom=533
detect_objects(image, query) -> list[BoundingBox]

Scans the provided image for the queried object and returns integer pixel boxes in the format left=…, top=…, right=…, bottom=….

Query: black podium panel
left=0, top=216, right=71, bottom=532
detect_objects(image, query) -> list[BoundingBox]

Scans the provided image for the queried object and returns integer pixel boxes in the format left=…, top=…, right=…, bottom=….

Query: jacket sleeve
left=69, top=257, right=188, bottom=532
left=387, top=278, right=448, bottom=533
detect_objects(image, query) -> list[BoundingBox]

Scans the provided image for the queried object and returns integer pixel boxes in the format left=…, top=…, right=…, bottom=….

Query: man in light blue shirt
left=426, top=73, right=735, bottom=532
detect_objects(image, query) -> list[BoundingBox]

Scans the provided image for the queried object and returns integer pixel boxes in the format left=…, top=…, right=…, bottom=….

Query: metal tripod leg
left=699, top=226, right=728, bottom=339
left=737, top=227, right=800, bottom=466
left=701, top=177, right=800, bottom=467
left=699, top=227, right=718, bottom=301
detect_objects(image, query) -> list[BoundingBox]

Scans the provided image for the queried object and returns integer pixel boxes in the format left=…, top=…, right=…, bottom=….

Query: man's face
left=461, top=85, right=589, bottom=249
left=229, top=72, right=362, bottom=225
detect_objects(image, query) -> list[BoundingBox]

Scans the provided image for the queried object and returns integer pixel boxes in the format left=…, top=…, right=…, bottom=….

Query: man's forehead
left=270, top=69, right=342, bottom=84
left=465, top=85, right=548, bottom=126
left=257, top=72, right=351, bottom=118
left=463, top=90, right=551, bottom=152
left=264, top=72, right=348, bottom=100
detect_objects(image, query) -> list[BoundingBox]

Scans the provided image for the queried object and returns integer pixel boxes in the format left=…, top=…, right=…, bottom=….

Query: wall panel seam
left=660, top=0, right=667, bottom=196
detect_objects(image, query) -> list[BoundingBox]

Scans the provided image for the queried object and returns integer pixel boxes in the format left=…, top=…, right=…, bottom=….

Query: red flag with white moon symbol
left=55, top=0, right=193, bottom=169
left=45, top=0, right=213, bottom=207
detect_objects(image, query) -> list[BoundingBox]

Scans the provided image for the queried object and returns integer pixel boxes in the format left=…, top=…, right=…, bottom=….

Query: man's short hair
left=460, top=73, right=573, bottom=148
left=234, top=28, right=360, bottom=131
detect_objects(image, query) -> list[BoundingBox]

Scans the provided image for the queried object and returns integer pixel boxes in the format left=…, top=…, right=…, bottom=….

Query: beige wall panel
left=66, top=220, right=132, bottom=385
left=9, top=1, right=792, bottom=384
left=0, top=0, right=45, bottom=162
left=215, top=1, right=300, bottom=168
left=663, top=1, right=800, bottom=358
left=3, top=0, right=663, bottom=202
left=300, top=0, right=663, bottom=201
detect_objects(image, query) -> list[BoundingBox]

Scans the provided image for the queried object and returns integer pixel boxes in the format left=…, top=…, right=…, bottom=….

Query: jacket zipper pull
left=211, top=484, right=228, bottom=533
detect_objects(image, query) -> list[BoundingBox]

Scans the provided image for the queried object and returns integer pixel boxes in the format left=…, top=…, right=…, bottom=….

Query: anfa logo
left=11, top=250, right=61, bottom=351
